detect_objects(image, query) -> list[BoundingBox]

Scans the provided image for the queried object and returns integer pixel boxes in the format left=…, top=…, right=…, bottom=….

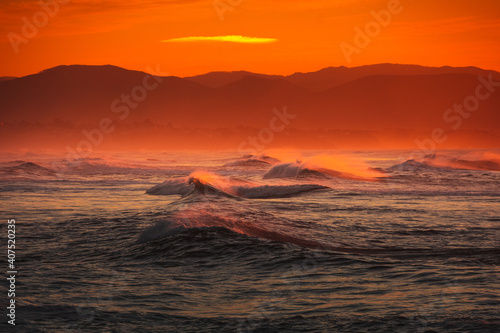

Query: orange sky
left=1, top=0, right=500, bottom=77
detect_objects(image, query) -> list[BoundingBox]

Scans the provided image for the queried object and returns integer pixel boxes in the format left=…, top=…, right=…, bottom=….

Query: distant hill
left=0, top=76, right=17, bottom=83
left=296, top=73, right=500, bottom=131
left=187, top=64, right=498, bottom=92
left=1, top=63, right=499, bottom=135
left=0, top=65, right=212, bottom=124
left=185, top=70, right=282, bottom=88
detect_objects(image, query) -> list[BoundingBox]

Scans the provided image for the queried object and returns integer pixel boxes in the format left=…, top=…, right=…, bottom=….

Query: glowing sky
left=1, top=0, right=500, bottom=77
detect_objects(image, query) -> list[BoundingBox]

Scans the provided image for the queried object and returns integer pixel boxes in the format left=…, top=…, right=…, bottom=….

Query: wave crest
left=389, top=152, right=500, bottom=172
left=146, top=171, right=329, bottom=199
left=263, top=155, right=386, bottom=182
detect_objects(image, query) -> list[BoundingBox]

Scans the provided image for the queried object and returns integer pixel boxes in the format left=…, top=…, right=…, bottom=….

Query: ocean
left=1, top=149, right=499, bottom=332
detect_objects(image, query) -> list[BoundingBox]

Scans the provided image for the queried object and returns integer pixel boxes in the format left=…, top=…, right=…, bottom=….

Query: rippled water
left=1, top=150, right=499, bottom=332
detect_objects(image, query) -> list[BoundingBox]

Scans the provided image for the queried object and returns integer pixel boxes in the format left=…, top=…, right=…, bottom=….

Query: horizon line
left=2, top=63, right=497, bottom=79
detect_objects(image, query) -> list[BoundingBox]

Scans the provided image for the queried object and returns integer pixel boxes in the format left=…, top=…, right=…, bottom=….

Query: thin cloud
left=162, top=35, right=278, bottom=44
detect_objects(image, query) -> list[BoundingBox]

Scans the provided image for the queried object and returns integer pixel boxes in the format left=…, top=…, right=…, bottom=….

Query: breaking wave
left=0, top=161, right=57, bottom=179
left=137, top=192, right=340, bottom=250
left=422, top=152, right=500, bottom=171
left=263, top=155, right=386, bottom=182
left=146, top=171, right=329, bottom=199
left=389, top=151, right=500, bottom=172
left=223, top=154, right=280, bottom=167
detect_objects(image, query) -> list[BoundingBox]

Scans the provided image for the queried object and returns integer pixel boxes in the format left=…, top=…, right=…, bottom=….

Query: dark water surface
left=1, top=150, right=499, bottom=332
